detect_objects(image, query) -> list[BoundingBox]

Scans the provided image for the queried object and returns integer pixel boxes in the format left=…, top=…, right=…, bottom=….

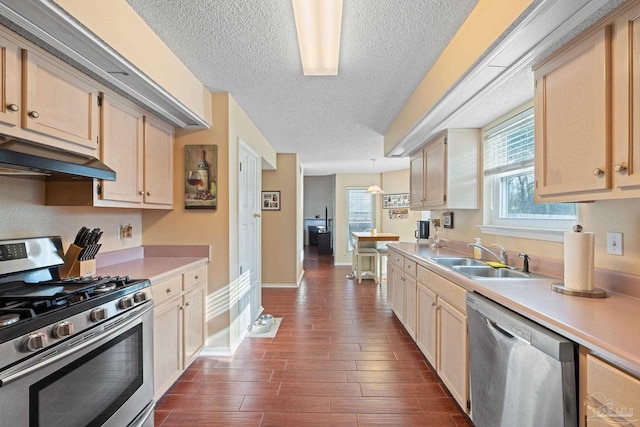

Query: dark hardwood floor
left=154, top=246, right=472, bottom=426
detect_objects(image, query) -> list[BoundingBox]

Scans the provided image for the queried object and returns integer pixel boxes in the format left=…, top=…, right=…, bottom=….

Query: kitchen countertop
left=388, top=242, right=640, bottom=378
left=95, top=245, right=210, bottom=284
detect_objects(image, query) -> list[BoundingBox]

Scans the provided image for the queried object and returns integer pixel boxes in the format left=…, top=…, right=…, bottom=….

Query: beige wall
left=0, top=175, right=142, bottom=252
left=262, top=154, right=303, bottom=286
left=143, top=92, right=276, bottom=353
left=55, top=0, right=212, bottom=125
left=384, top=0, right=533, bottom=153
left=380, top=169, right=422, bottom=242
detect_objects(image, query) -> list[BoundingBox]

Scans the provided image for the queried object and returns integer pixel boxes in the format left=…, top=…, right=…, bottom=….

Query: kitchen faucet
left=467, top=242, right=508, bottom=264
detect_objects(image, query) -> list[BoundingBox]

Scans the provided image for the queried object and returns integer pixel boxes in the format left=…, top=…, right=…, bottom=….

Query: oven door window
left=29, top=325, right=143, bottom=427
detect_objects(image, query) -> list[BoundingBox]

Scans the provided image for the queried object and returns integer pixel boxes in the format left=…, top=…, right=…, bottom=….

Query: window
left=346, top=187, right=375, bottom=253
left=483, top=107, right=576, bottom=234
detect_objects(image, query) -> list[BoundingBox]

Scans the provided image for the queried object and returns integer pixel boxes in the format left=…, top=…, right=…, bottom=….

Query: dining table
left=349, top=231, right=400, bottom=281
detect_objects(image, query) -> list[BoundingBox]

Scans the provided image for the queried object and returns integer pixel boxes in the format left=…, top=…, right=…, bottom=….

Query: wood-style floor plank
left=155, top=246, right=471, bottom=426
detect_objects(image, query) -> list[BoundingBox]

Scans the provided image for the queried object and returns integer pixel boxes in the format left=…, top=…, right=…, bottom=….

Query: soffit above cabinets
left=392, top=0, right=623, bottom=159
left=0, top=0, right=209, bottom=129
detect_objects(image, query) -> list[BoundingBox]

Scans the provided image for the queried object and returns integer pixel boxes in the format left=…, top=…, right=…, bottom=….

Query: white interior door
left=238, top=141, right=262, bottom=332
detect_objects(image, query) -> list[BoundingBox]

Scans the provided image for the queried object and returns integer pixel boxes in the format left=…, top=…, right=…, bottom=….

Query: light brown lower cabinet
left=152, top=265, right=207, bottom=400
left=584, top=353, right=640, bottom=426
left=416, top=265, right=469, bottom=413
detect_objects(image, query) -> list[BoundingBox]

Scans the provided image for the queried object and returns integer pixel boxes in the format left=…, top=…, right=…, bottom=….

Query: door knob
left=254, top=213, right=261, bottom=218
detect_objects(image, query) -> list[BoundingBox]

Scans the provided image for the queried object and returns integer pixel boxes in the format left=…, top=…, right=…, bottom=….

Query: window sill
left=478, top=225, right=566, bottom=242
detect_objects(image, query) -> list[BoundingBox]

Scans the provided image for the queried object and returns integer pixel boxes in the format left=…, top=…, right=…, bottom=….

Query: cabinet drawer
left=393, top=252, right=404, bottom=266
left=152, top=275, right=183, bottom=305
left=586, top=355, right=640, bottom=422
left=418, top=266, right=466, bottom=313
left=184, top=265, right=207, bottom=290
left=403, top=258, right=417, bottom=277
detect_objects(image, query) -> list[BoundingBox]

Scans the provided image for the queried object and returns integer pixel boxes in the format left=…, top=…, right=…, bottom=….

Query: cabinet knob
left=195, top=275, right=200, bottom=280
left=185, top=302, right=190, bottom=307
left=592, top=167, right=605, bottom=177
left=138, top=191, right=144, bottom=195
left=146, top=191, right=151, bottom=196
left=614, top=163, right=627, bottom=174
left=7, top=103, right=19, bottom=112
left=431, top=302, right=436, bottom=307
left=166, top=287, right=173, bottom=294
left=28, top=111, right=39, bottom=119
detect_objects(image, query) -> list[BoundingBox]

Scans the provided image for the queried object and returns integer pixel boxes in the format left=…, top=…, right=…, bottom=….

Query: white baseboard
left=263, top=282, right=299, bottom=288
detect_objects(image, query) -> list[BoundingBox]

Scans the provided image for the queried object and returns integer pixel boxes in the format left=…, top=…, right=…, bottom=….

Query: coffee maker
left=415, top=220, right=430, bottom=243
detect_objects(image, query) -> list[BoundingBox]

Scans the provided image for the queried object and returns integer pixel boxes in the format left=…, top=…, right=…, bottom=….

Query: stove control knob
left=52, top=321, right=74, bottom=338
left=90, top=307, right=108, bottom=322
left=119, top=297, right=134, bottom=309
left=25, top=333, right=48, bottom=352
left=133, top=291, right=147, bottom=304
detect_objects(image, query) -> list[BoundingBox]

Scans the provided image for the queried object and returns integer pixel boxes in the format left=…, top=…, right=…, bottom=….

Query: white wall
left=304, top=175, right=335, bottom=220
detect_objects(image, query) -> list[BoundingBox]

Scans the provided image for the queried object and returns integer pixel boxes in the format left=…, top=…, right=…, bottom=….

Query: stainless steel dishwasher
left=466, top=292, right=577, bottom=427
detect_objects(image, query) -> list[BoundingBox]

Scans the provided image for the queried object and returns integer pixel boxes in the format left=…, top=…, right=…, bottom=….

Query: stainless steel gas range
left=0, top=236, right=154, bottom=427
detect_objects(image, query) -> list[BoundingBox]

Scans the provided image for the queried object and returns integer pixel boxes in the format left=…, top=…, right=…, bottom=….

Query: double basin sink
left=430, top=257, right=532, bottom=279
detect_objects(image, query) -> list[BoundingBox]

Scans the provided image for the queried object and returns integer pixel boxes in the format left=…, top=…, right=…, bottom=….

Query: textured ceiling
left=126, top=0, right=478, bottom=175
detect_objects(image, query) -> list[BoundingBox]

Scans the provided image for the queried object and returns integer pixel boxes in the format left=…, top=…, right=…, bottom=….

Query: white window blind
left=484, top=108, right=534, bottom=177
left=346, top=188, right=374, bottom=253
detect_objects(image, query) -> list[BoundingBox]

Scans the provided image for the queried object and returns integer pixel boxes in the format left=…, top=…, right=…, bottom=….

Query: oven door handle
left=0, top=304, right=152, bottom=387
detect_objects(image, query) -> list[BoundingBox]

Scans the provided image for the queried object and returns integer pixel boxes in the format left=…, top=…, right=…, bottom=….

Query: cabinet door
left=417, top=284, right=437, bottom=367
left=403, top=275, right=417, bottom=339
left=534, top=26, right=612, bottom=200
left=183, top=285, right=206, bottom=369
left=144, top=115, right=174, bottom=206
left=100, top=94, right=144, bottom=203
left=22, top=50, right=100, bottom=154
left=153, top=297, right=183, bottom=400
left=0, top=34, right=20, bottom=128
left=386, top=261, right=394, bottom=307
left=424, top=134, right=447, bottom=208
left=409, top=150, right=425, bottom=208
left=614, top=5, right=640, bottom=189
left=391, top=268, right=404, bottom=322
left=438, top=298, right=468, bottom=411
left=586, top=355, right=640, bottom=426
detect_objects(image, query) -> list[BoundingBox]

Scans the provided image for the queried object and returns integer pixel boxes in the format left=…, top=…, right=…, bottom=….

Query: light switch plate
left=607, top=232, right=623, bottom=255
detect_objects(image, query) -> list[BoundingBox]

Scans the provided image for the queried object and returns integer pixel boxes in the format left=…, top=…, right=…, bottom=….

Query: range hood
left=0, top=136, right=116, bottom=181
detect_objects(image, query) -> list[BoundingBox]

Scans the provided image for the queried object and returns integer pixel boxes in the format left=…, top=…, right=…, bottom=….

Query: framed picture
left=382, top=193, right=410, bottom=209
left=184, top=145, right=218, bottom=210
left=262, top=191, right=281, bottom=211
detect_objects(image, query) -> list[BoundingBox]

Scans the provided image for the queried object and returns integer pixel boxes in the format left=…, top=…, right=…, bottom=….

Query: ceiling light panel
left=292, top=0, right=343, bottom=76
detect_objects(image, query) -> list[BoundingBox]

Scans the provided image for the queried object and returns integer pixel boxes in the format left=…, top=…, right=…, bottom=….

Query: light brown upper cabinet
left=0, top=33, right=21, bottom=129
left=46, top=93, right=174, bottom=209
left=0, top=28, right=100, bottom=157
left=99, top=94, right=173, bottom=208
left=410, top=129, right=479, bottom=210
left=22, top=49, right=100, bottom=156
left=534, top=0, right=640, bottom=202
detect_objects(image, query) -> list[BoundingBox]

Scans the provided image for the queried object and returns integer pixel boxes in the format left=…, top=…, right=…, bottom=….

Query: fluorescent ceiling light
left=292, top=0, right=343, bottom=76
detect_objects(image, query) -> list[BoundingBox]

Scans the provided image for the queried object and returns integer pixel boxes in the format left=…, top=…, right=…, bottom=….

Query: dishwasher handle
left=487, top=318, right=531, bottom=345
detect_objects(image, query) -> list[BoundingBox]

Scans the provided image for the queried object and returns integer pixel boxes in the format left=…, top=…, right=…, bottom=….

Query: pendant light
left=367, top=158, right=384, bottom=194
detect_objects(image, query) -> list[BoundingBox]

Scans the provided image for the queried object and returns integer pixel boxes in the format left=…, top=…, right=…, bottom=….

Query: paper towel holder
left=551, top=224, right=607, bottom=298
left=551, top=283, right=607, bottom=298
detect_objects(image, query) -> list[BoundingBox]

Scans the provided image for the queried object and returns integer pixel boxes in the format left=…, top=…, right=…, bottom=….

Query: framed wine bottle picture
left=184, top=144, right=218, bottom=210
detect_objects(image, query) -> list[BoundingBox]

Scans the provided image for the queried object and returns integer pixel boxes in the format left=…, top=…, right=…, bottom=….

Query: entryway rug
left=246, top=317, right=282, bottom=338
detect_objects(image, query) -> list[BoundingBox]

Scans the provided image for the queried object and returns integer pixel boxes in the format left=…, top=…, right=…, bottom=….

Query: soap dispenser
left=473, top=238, right=482, bottom=260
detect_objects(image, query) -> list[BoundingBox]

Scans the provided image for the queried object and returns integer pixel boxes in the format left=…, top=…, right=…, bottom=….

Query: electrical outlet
left=118, top=224, right=133, bottom=240
left=607, top=232, right=623, bottom=255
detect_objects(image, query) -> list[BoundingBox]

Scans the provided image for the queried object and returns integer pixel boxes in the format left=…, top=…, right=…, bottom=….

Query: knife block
left=59, top=244, right=96, bottom=278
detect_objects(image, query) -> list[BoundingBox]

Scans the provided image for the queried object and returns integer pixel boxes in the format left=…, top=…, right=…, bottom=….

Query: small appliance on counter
left=415, top=219, right=430, bottom=243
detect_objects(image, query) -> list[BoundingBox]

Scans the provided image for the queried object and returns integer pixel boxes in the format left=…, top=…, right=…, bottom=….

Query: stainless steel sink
left=451, top=265, right=531, bottom=279
left=430, top=257, right=487, bottom=267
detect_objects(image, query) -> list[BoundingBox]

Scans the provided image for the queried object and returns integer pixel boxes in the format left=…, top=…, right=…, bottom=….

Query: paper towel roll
left=564, top=231, right=595, bottom=291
